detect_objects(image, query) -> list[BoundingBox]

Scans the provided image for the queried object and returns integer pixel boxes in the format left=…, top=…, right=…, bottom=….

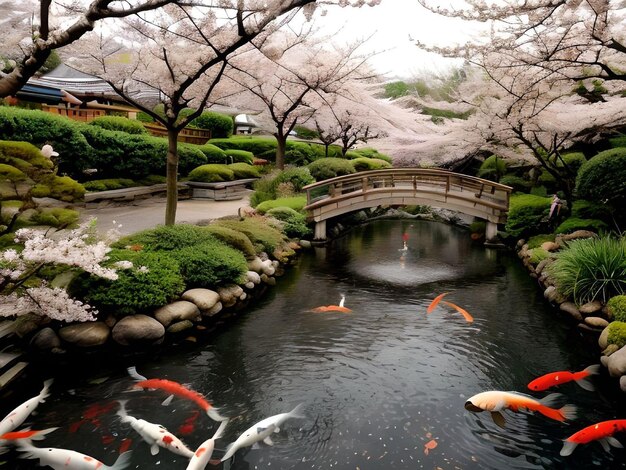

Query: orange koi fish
left=424, top=439, right=438, bottom=455
left=464, top=391, right=576, bottom=428
left=127, top=367, right=226, bottom=422
left=561, top=419, right=626, bottom=456
left=311, top=294, right=352, bottom=313
left=528, top=364, right=601, bottom=392
left=0, top=427, right=57, bottom=441
left=426, top=293, right=448, bottom=313
left=178, top=410, right=201, bottom=436
left=442, top=301, right=474, bottom=323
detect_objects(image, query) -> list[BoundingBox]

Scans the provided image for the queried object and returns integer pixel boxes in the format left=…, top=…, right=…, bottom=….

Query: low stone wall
left=516, top=230, right=626, bottom=393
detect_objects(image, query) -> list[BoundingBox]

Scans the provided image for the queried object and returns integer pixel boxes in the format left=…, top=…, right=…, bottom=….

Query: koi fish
left=17, top=442, right=132, bottom=470
left=561, top=419, right=626, bottom=456
left=424, top=438, right=438, bottom=455
left=117, top=400, right=194, bottom=458
left=186, top=419, right=229, bottom=470
left=464, top=391, right=576, bottom=428
left=0, top=379, right=53, bottom=435
left=426, top=293, right=448, bottom=313
left=178, top=410, right=201, bottom=436
left=442, top=300, right=474, bottom=323
left=221, top=404, right=305, bottom=462
left=127, top=367, right=226, bottom=422
left=528, top=364, right=601, bottom=392
left=0, top=427, right=57, bottom=442
left=311, top=295, right=352, bottom=313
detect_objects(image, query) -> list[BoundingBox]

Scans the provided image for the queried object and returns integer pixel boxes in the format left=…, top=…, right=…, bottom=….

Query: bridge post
left=314, top=220, right=327, bottom=241
left=485, top=221, right=498, bottom=243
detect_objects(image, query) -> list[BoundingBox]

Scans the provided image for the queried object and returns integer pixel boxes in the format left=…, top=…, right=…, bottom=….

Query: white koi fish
left=117, top=400, right=193, bottom=458
left=17, top=442, right=131, bottom=470
left=186, top=419, right=229, bottom=470
left=0, top=379, right=53, bottom=435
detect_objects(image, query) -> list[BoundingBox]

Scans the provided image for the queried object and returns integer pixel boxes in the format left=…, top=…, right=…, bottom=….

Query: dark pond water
left=2, top=220, right=625, bottom=470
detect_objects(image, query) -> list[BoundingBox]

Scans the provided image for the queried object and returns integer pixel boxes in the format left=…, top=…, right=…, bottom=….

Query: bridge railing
left=303, top=168, right=512, bottom=212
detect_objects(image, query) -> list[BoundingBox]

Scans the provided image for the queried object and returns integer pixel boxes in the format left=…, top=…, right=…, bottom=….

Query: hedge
left=224, top=149, right=254, bottom=164
left=90, top=116, right=148, bottom=135
left=576, top=147, right=626, bottom=208
left=351, top=157, right=392, bottom=172
left=255, top=196, right=307, bottom=214
left=190, top=111, right=233, bottom=138
left=505, top=194, right=551, bottom=238
left=188, top=164, right=235, bottom=183
left=114, top=224, right=217, bottom=252
left=227, top=163, right=259, bottom=179
left=214, top=217, right=285, bottom=253
left=307, top=157, right=356, bottom=181
left=197, top=143, right=227, bottom=163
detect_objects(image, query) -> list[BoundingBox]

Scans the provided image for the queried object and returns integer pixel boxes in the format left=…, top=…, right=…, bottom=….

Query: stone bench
left=187, top=179, right=257, bottom=201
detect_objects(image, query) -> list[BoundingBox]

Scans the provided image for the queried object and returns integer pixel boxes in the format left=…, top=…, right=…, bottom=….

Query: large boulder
left=579, top=300, right=603, bottom=316
left=607, top=346, right=626, bottom=378
left=112, top=315, right=164, bottom=346
left=154, top=301, right=201, bottom=327
left=584, top=317, right=609, bottom=329
left=58, top=322, right=110, bottom=347
left=30, top=327, right=61, bottom=351
left=560, top=302, right=583, bottom=321
left=598, top=326, right=610, bottom=350
left=181, top=289, right=220, bottom=312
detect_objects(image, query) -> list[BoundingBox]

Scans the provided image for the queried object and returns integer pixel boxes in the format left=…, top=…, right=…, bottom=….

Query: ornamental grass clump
left=547, top=237, right=626, bottom=304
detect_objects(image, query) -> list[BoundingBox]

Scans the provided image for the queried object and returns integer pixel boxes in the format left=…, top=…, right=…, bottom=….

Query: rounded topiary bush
left=30, top=208, right=80, bottom=227
left=576, top=147, right=626, bottom=208
left=255, top=196, right=307, bottom=214
left=266, top=206, right=311, bottom=238
left=0, top=140, right=54, bottom=177
left=214, top=218, right=285, bottom=253
left=608, top=295, right=626, bottom=322
left=31, top=175, right=85, bottom=202
left=555, top=217, right=608, bottom=235
left=190, top=111, right=233, bottom=138
left=477, top=155, right=507, bottom=182
left=285, top=141, right=320, bottom=165
left=188, top=164, right=234, bottom=183
left=90, top=116, right=148, bottom=135
left=203, top=225, right=257, bottom=259
left=505, top=194, right=551, bottom=238
left=115, top=224, right=216, bottom=252
left=273, top=167, right=315, bottom=192
left=349, top=148, right=392, bottom=164
left=607, top=321, right=626, bottom=349
left=198, top=143, right=227, bottom=163
left=351, top=157, right=392, bottom=172
left=224, top=149, right=254, bottom=164
left=307, top=157, right=356, bottom=181
left=227, top=163, right=259, bottom=179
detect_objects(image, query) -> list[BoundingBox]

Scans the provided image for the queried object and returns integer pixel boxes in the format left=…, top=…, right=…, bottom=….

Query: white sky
left=311, top=0, right=484, bottom=79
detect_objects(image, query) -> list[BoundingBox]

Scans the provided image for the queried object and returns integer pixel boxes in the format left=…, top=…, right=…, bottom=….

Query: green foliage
left=527, top=234, right=555, bottom=249
left=420, top=106, right=472, bottom=120
left=273, top=167, right=315, bottom=192
left=31, top=175, right=85, bottom=202
left=249, top=167, right=314, bottom=207
left=285, top=141, right=321, bottom=165
left=505, top=194, right=551, bottom=238
left=227, top=163, right=259, bottom=179
left=607, top=295, right=626, bottom=322
left=188, top=164, right=234, bottom=182
left=608, top=135, right=626, bottom=148
left=351, top=157, right=392, bottom=171
left=209, top=137, right=277, bottom=156
left=0, top=140, right=53, bottom=177
left=477, top=155, right=507, bottom=182
left=307, top=157, right=356, bottom=181
left=115, top=224, right=216, bottom=252
left=255, top=196, right=307, bottom=214
left=571, top=200, right=612, bottom=221
left=76, top=251, right=185, bottom=316
left=83, top=178, right=137, bottom=192
left=294, top=126, right=319, bottom=140
left=136, top=111, right=154, bottom=123
left=266, top=206, right=311, bottom=238
left=547, top=237, right=626, bottom=304
left=559, top=152, right=587, bottom=173
left=349, top=148, right=392, bottom=164
left=29, top=208, right=79, bottom=227
left=0, top=163, right=28, bottom=182
left=171, top=240, right=247, bottom=288
left=576, top=147, right=626, bottom=208
left=190, top=111, right=233, bottom=138
left=90, top=116, right=148, bottom=135
left=214, top=217, right=285, bottom=253
left=40, top=50, right=61, bottom=74
left=197, top=143, right=227, bottom=163
left=224, top=149, right=254, bottom=164
left=500, top=175, right=531, bottom=192
left=203, top=224, right=257, bottom=259
left=530, top=186, right=549, bottom=197
left=607, top=321, right=626, bottom=349
left=384, top=81, right=410, bottom=99
left=528, top=247, right=550, bottom=264
left=555, top=217, right=608, bottom=234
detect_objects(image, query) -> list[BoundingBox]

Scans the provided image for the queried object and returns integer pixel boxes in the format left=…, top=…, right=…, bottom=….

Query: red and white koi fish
left=17, top=442, right=131, bottom=470
left=0, top=427, right=57, bottom=442
left=127, top=367, right=226, bottom=422
left=186, top=419, right=229, bottom=470
left=311, top=295, right=352, bottom=313
left=561, top=419, right=626, bottom=456
left=442, top=301, right=474, bottom=323
left=116, top=400, right=194, bottom=458
left=464, top=391, right=576, bottom=428
left=426, top=293, right=448, bottom=313
left=0, top=379, right=53, bottom=435
left=528, top=364, right=601, bottom=392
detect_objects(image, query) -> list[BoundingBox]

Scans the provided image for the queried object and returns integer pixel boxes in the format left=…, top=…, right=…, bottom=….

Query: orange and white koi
left=561, top=419, right=626, bottom=456
left=17, top=442, right=132, bottom=470
left=442, top=301, right=474, bottom=323
left=528, top=364, right=601, bottom=392
left=0, top=427, right=57, bottom=442
left=127, top=367, right=226, bottom=422
left=186, top=419, right=229, bottom=470
left=0, top=379, right=53, bottom=436
left=464, top=391, right=576, bottom=428
left=426, top=293, right=448, bottom=313
left=117, top=400, right=194, bottom=458
left=311, top=294, right=352, bottom=313
left=424, top=438, right=438, bottom=455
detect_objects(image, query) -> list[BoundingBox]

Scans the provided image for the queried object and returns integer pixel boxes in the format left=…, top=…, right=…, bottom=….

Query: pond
left=2, top=220, right=625, bottom=469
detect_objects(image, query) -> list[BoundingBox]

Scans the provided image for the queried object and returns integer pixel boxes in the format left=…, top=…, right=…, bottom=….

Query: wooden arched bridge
left=302, top=168, right=512, bottom=242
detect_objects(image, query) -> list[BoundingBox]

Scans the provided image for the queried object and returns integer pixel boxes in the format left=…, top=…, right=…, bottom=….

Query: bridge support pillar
left=313, top=220, right=327, bottom=241
left=485, top=221, right=498, bottom=243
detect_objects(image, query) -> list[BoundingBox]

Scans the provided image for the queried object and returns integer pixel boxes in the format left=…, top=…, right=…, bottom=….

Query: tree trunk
left=165, top=128, right=180, bottom=225
left=275, top=134, right=287, bottom=170
left=324, top=144, right=330, bottom=158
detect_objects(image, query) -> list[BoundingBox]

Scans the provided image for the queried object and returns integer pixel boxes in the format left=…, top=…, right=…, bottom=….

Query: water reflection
left=1, top=220, right=625, bottom=469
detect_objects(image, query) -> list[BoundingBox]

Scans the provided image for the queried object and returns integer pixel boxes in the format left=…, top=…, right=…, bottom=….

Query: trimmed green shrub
left=307, top=157, right=356, bottom=181
left=255, top=196, right=307, bottom=214
left=608, top=135, right=626, bottom=148
left=171, top=240, right=247, bottom=288
left=115, top=224, right=216, bottom=252
left=351, top=157, right=392, bottom=171
left=559, top=152, right=587, bottom=173
left=0, top=140, right=54, bottom=177
left=224, top=149, right=254, bottom=164
left=349, top=148, right=392, bottom=164
left=477, top=155, right=507, bottom=182
left=505, top=194, right=551, bottom=238
left=75, top=250, right=185, bottom=316
left=571, top=200, right=612, bottom=221
left=214, top=217, right=285, bottom=253
left=500, top=175, right=531, bottom=192
left=576, top=147, right=626, bottom=208
left=249, top=167, right=314, bottom=207
left=30, top=207, right=80, bottom=227
left=31, top=175, right=85, bottom=202
left=188, top=164, right=234, bottom=183
left=607, top=321, right=626, bottom=349
left=527, top=234, right=555, bottom=249
left=273, top=167, right=315, bottom=192
left=528, top=247, right=550, bottom=264
left=203, top=225, right=257, bottom=259
left=285, top=141, right=320, bottom=165
left=90, top=116, right=148, bottom=135
left=547, top=237, right=626, bottom=304
left=555, top=217, right=608, bottom=235
left=198, top=143, right=227, bottom=163
left=137, top=175, right=166, bottom=185
left=227, top=163, right=259, bottom=179
left=0, top=163, right=28, bottom=182
left=607, top=295, right=626, bottom=322
left=530, top=186, right=549, bottom=197
left=294, top=126, right=319, bottom=140
left=266, top=206, right=311, bottom=238
left=190, top=111, right=233, bottom=138
left=83, top=178, right=137, bottom=192
left=209, top=137, right=277, bottom=156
